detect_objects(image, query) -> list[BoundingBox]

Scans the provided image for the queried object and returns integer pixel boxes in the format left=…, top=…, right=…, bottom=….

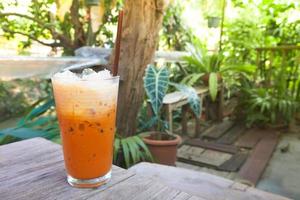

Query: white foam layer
left=52, top=69, right=118, bottom=118
left=53, top=69, right=112, bottom=81
left=53, top=70, right=80, bottom=81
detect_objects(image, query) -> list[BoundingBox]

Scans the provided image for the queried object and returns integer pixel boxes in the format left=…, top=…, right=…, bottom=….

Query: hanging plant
left=85, top=0, right=100, bottom=6
left=207, top=16, right=221, bottom=28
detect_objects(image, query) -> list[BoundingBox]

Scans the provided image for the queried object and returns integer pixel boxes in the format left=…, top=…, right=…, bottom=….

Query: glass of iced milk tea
left=52, top=69, right=119, bottom=188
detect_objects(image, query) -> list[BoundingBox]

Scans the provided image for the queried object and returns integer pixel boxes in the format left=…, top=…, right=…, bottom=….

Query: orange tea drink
left=52, top=69, right=119, bottom=188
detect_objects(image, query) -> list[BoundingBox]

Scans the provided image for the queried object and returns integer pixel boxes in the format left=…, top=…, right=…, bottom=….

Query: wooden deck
left=177, top=120, right=280, bottom=186
left=0, top=138, right=289, bottom=200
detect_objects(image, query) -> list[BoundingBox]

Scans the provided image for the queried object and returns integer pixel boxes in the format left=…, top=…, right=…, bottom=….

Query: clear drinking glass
left=52, top=74, right=119, bottom=188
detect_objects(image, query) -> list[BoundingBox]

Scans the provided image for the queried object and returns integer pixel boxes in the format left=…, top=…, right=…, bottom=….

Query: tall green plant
left=113, top=135, right=153, bottom=168
left=0, top=96, right=60, bottom=144
left=183, top=37, right=256, bottom=101
left=143, top=64, right=201, bottom=135
left=240, top=87, right=298, bottom=127
left=183, top=38, right=220, bottom=101
left=238, top=53, right=300, bottom=127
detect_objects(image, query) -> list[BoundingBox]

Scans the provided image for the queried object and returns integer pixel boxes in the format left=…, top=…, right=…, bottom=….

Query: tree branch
left=0, top=12, right=75, bottom=50
left=0, top=12, right=52, bottom=29
left=2, top=28, right=61, bottom=47
left=70, top=0, right=86, bottom=47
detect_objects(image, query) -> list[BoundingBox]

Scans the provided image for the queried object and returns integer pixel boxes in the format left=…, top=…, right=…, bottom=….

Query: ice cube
left=53, top=70, right=79, bottom=81
left=81, top=68, right=98, bottom=80
left=81, top=68, right=112, bottom=80
left=82, top=68, right=96, bottom=76
left=97, top=69, right=112, bottom=79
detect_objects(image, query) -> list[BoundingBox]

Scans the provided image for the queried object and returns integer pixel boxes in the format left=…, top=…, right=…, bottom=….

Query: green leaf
left=188, top=73, right=204, bottom=86
left=139, top=116, right=159, bottom=132
left=121, top=138, right=130, bottom=168
left=23, top=116, right=55, bottom=128
left=170, top=83, right=201, bottom=117
left=18, top=98, right=54, bottom=126
left=181, top=74, right=195, bottom=85
left=220, top=64, right=256, bottom=74
left=113, top=138, right=120, bottom=163
left=209, top=72, right=218, bottom=101
left=0, top=135, right=18, bottom=145
left=134, top=136, right=153, bottom=162
left=0, top=128, right=50, bottom=140
left=143, top=65, right=169, bottom=116
left=126, top=137, right=139, bottom=164
left=181, top=73, right=204, bottom=86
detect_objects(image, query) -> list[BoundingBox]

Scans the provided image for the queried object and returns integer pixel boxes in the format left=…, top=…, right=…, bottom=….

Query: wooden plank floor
left=177, top=144, right=232, bottom=168
left=235, top=128, right=265, bottom=148
left=218, top=152, right=248, bottom=172
left=201, top=120, right=234, bottom=139
left=185, top=139, right=238, bottom=154
left=217, top=124, right=246, bottom=145
left=238, top=132, right=279, bottom=185
left=178, top=124, right=281, bottom=187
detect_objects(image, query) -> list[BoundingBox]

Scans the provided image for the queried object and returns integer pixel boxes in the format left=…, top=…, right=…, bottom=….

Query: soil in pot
left=142, top=132, right=181, bottom=166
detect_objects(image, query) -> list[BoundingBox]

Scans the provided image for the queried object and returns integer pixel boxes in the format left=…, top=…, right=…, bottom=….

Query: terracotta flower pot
left=141, top=132, right=182, bottom=166
left=201, top=73, right=222, bottom=86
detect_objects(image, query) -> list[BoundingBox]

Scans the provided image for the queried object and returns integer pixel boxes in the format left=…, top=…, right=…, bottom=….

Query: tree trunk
left=114, top=0, right=169, bottom=137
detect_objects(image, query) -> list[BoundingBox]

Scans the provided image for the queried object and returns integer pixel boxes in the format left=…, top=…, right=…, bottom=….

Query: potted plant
left=141, top=65, right=201, bottom=166
left=85, top=0, right=100, bottom=6
left=207, top=16, right=221, bottom=28
left=183, top=37, right=255, bottom=101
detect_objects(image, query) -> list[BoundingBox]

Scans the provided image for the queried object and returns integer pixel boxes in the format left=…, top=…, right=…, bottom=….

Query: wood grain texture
left=192, top=150, right=232, bottom=167
left=217, top=124, right=246, bottom=145
left=218, top=152, right=248, bottom=172
left=238, top=132, right=279, bottom=185
left=115, top=0, right=169, bottom=137
left=129, top=162, right=290, bottom=200
left=163, top=87, right=209, bottom=105
left=202, top=120, right=234, bottom=139
left=177, top=152, right=232, bottom=169
left=235, top=128, right=265, bottom=149
left=0, top=138, right=202, bottom=200
left=185, top=139, right=238, bottom=154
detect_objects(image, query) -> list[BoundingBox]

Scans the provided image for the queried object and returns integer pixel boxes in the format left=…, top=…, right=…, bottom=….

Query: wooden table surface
left=0, top=138, right=202, bottom=200
left=0, top=138, right=289, bottom=200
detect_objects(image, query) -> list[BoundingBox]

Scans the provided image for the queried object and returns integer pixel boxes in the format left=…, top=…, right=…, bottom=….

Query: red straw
left=112, top=10, right=124, bottom=76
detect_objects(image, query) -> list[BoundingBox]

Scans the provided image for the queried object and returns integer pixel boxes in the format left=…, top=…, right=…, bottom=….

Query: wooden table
left=0, top=138, right=201, bottom=200
left=0, top=138, right=289, bottom=200
left=130, top=162, right=290, bottom=200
